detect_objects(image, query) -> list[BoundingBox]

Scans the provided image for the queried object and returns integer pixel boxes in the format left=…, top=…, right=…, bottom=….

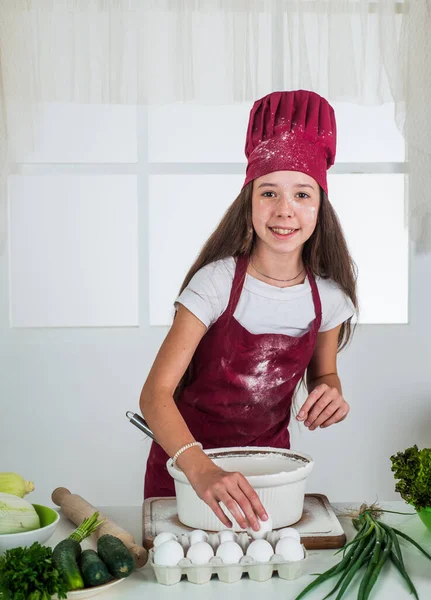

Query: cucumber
left=52, top=538, right=84, bottom=590
left=97, top=534, right=135, bottom=579
left=79, top=549, right=112, bottom=587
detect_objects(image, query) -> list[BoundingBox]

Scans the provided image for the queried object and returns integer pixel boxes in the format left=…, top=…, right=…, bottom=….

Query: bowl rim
left=0, top=503, right=60, bottom=539
left=167, top=446, right=314, bottom=486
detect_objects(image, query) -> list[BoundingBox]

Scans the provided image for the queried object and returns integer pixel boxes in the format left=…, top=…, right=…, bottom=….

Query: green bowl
left=33, top=504, right=59, bottom=527
left=417, top=506, right=431, bottom=531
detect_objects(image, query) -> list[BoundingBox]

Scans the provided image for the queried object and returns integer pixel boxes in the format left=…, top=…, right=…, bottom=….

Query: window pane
left=149, top=174, right=243, bottom=325
left=13, top=104, right=137, bottom=163
left=328, top=173, right=408, bottom=324
left=333, top=102, right=405, bottom=163
left=9, top=175, right=138, bottom=327
left=148, top=104, right=249, bottom=163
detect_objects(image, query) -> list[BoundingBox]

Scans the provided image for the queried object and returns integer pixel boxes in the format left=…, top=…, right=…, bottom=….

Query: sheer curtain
left=0, top=0, right=430, bottom=251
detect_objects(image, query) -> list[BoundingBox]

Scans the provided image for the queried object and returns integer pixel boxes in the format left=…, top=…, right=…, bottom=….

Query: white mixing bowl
left=166, top=446, right=314, bottom=531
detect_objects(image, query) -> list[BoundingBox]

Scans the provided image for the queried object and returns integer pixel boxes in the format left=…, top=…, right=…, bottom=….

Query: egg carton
left=150, top=530, right=308, bottom=585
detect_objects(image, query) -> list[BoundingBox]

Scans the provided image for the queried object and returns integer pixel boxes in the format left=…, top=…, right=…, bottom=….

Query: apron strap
left=224, top=255, right=249, bottom=322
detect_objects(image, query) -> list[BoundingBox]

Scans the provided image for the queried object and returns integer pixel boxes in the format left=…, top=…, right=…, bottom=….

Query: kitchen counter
left=50, top=501, right=431, bottom=599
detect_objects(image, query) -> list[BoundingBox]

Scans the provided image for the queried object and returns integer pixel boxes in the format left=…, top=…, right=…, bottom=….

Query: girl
left=140, top=90, right=357, bottom=533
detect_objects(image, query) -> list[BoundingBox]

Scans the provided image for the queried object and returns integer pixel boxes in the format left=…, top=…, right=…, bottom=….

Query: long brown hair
left=173, top=181, right=358, bottom=400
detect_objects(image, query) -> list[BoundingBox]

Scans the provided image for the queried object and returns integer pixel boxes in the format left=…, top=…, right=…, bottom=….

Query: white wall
left=1, top=102, right=427, bottom=510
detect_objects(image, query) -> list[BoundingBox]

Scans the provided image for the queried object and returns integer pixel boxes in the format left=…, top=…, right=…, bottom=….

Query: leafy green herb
left=390, top=444, right=431, bottom=511
left=0, top=541, right=68, bottom=600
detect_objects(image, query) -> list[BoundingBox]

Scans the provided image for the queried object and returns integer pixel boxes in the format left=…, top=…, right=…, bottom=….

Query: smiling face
left=251, top=171, right=320, bottom=256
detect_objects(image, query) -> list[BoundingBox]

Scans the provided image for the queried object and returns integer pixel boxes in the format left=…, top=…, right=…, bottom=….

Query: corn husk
left=0, top=472, right=35, bottom=497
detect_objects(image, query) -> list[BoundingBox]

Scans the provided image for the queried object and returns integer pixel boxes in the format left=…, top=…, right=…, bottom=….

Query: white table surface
left=49, top=501, right=431, bottom=599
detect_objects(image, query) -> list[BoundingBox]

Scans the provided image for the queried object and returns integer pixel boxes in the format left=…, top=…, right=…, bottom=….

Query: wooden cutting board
left=142, top=493, right=346, bottom=550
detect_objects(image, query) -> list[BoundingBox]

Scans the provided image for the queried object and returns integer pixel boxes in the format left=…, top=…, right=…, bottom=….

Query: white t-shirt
left=175, top=257, right=355, bottom=337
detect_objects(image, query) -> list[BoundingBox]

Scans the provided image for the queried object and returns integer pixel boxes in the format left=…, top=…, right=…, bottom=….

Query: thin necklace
left=250, top=259, right=305, bottom=283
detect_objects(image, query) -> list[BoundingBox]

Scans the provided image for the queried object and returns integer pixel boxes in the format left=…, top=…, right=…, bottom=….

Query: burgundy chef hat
left=243, top=90, right=337, bottom=194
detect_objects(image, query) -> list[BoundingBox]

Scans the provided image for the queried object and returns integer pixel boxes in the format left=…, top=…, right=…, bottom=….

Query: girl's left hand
left=296, top=384, right=349, bottom=430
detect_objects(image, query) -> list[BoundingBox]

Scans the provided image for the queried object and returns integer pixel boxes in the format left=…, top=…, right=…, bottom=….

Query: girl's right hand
left=186, top=462, right=269, bottom=531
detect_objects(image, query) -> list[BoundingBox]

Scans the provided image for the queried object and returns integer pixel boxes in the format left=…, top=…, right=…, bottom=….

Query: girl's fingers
left=228, top=486, right=260, bottom=531
left=297, top=384, right=329, bottom=420
left=308, top=400, right=340, bottom=430
left=195, top=469, right=266, bottom=530
left=238, top=477, right=268, bottom=523
left=319, top=405, right=349, bottom=428
left=206, top=497, right=233, bottom=528
left=305, top=390, right=337, bottom=427
left=217, top=490, right=248, bottom=530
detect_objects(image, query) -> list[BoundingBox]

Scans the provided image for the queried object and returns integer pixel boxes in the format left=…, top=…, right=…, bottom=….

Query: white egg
left=153, top=540, right=184, bottom=566
left=153, top=531, right=177, bottom=548
left=216, top=541, right=244, bottom=564
left=189, top=529, right=209, bottom=545
left=246, top=539, right=274, bottom=562
left=278, top=527, right=301, bottom=542
left=218, top=529, right=238, bottom=543
left=275, top=537, right=304, bottom=562
left=186, top=541, right=214, bottom=565
left=247, top=515, right=273, bottom=539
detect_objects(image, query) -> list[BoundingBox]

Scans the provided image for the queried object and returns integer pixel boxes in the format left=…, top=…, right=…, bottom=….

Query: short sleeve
left=319, top=279, right=356, bottom=332
left=174, top=262, right=228, bottom=328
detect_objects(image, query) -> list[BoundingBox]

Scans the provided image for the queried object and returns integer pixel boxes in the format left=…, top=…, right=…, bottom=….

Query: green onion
left=294, top=503, right=431, bottom=600
left=328, top=531, right=376, bottom=600
left=363, top=530, right=392, bottom=599
left=358, top=522, right=385, bottom=600
left=389, top=550, right=420, bottom=600
left=68, top=511, right=104, bottom=543
left=390, top=526, right=431, bottom=560
left=334, top=514, right=375, bottom=557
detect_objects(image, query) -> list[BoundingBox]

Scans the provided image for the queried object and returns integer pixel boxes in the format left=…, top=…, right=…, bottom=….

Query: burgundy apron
left=144, top=255, right=322, bottom=497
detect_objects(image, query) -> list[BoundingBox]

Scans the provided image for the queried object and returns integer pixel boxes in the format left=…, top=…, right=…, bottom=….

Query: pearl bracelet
left=172, top=441, right=203, bottom=469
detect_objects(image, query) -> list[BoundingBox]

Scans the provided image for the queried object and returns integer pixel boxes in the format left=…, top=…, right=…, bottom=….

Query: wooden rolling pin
left=52, top=487, right=148, bottom=567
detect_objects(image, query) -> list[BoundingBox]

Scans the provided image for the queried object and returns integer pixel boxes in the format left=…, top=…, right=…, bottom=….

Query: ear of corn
left=0, top=472, right=35, bottom=498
